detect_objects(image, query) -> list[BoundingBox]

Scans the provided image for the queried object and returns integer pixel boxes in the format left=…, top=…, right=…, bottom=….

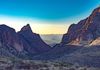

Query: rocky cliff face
left=0, top=24, right=23, bottom=52
left=0, top=24, right=51, bottom=59
left=18, top=24, right=51, bottom=53
left=61, top=7, right=100, bottom=46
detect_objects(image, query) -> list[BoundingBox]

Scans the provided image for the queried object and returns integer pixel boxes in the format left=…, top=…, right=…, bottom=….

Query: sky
left=0, top=0, right=100, bottom=34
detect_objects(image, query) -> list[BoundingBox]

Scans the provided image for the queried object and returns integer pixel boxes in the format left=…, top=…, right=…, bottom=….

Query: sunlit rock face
left=61, top=7, right=100, bottom=46
left=90, top=37, right=100, bottom=46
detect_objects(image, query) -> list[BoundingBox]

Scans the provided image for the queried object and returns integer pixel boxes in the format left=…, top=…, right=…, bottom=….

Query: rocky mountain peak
left=61, top=6, right=100, bottom=46
left=0, top=24, right=51, bottom=57
left=80, top=6, right=100, bottom=31
left=20, top=24, right=33, bottom=33
left=18, top=24, right=51, bottom=53
left=93, top=6, right=100, bottom=13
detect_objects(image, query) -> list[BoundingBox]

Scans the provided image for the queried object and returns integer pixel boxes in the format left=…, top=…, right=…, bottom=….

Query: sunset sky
left=0, top=0, right=100, bottom=34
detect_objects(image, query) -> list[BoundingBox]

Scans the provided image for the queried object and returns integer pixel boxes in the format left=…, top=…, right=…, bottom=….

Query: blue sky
left=0, top=0, right=99, bottom=21
left=0, top=0, right=99, bottom=34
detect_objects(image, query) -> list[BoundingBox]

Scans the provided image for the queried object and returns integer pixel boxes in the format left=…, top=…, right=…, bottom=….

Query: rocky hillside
left=0, top=24, right=51, bottom=59
left=31, top=7, right=100, bottom=68
left=61, top=7, right=100, bottom=46
left=0, top=6, right=100, bottom=69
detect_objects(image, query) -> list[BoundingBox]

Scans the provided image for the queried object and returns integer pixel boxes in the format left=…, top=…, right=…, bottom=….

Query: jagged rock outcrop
left=0, top=24, right=51, bottom=59
left=61, top=7, right=100, bottom=46
left=18, top=24, right=51, bottom=53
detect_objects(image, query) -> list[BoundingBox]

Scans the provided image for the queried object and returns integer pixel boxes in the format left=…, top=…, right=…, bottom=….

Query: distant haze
left=40, top=34, right=63, bottom=46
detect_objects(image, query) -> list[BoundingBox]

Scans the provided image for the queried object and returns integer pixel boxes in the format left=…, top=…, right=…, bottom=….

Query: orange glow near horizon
left=31, top=24, right=70, bottom=34
left=0, top=15, right=70, bottom=34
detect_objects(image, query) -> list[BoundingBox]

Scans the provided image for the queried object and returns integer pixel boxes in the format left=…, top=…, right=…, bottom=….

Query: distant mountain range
left=0, top=6, right=100, bottom=67
left=40, top=34, right=63, bottom=46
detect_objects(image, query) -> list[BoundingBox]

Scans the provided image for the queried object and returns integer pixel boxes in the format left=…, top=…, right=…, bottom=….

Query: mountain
left=0, top=24, right=23, bottom=58
left=61, top=7, right=100, bottom=46
left=0, top=24, right=23, bottom=52
left=0, top=24, right=51, bottom=59
left=0, top=6, right=100, bottom=68
left=31, top=7, right=100, bottom=67
left=18, top=24, right=51, bottom=53
left=53, top=6, right=100, bottom=67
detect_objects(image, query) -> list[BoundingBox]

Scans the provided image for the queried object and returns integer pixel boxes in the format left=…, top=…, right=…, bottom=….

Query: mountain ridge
left=61, top=6, right=100, bottom=46
left=0, top=24, right=51, bottom=59
left=0, top=6, right=99, bottom=67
